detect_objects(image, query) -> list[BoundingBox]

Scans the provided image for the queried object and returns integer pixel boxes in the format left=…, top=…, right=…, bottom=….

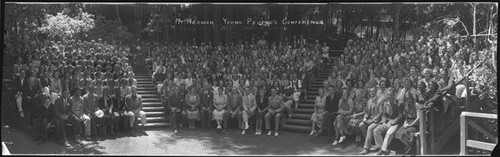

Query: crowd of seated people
left=144, top=35, right=330, bottom=136
left=306, top=33, right=489, bottom=155
left=10, top=39, right=147, bottom=147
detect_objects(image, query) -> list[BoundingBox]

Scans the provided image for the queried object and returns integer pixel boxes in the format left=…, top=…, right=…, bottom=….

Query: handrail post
left=460, top=112, right=467, bottom=155
left=430, top=109, right=435, bottom=154
left=418, top=108, right=427, bottom=155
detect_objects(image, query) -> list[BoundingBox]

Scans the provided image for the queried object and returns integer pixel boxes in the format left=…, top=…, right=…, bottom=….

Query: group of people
left=308, top=33, right=484, bottom=155
left=8, top=28, right=490, bottom=155
left=10, top=38, right=148, bottom=148
left=145, top=35, right=330, bottom=136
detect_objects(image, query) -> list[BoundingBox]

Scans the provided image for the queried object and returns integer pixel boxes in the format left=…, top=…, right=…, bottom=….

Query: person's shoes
left=403, top=146, right=413, bottom=155
left=370, top=146, right=380, bottom=152
left=174, top=129, right=178, bottom=134
left=360, top=148, right=370, bottom=155
left=37, top=139, right=45, bottom=145
left=83, top=136, right=91, bottom=141
left=309, top=130, right=316, bottom=136
left=216, top=125, right=222, bottom=129
left=222, top=129, right=227, bottom=133
left=376, top=149, right=390, bottom=155
left=75, top=138, right=83, bottom=144
left=255, top=131, right=259, bottom=135
left=331, top=140, right=339, bottom=146
left=313, top=131, right=321, bottom=137
left=241, top=130, right=246, bottom=135
left=288, top=114, right=292, bottom=118
left=267, top=131, right=272, bottom=136
left=339, top=136, right=346, bottom=143
left=63, top=140, right=71, bottom=148
left=19, top=111, right=25, bottom=118
left=245, top=123, right=249, bottom=130
left=274, top=131, right=279, bottom=137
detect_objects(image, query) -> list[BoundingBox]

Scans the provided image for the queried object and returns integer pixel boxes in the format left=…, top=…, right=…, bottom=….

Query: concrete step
left=144, top=122, right=170, bottom=128
left=137, top=87, right=156, bottom=91
left=138, top=90, right=158, bottom=94
left=139, top=93, right=160, bottom=98
left=143, top=106, right=164, bottom=112
left=294, top=108, right=315, bottom=114
left=144, top=111, right=164, bottom=117
left=138, top=84, right=155, bottom=88
left=291, top=113, right=311, bottom=120
left=282, top=124, right=310, bottom=133
left=141, top=116, right=167, bottom=123
left=286, top=118, right=311, bottom=126
left=137, top=83, right=154, bottom=87
left=143, top=102, right=163, bottom=107
left=142, top=97, right=161, bottom=102
left=136, top=78, right=152, bottom=82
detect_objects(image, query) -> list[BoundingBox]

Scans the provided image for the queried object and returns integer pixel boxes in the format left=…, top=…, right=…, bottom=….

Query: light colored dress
left=186, top=93, right=200, bottom=120
left=311, top=95, right=327, bottom=128
left=212, top=94, right=227, bottom=120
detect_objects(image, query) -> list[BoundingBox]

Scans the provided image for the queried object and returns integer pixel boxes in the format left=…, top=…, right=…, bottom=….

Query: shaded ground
left=2, top=124, right=376, bottom=155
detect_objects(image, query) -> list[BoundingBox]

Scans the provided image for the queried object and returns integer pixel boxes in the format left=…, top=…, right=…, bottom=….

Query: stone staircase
left=282, top=63, right=334, bottom=133
left=132, top=53, right=170, bottom=129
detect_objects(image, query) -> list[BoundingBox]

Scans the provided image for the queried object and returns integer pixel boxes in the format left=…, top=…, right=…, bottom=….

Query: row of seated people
left=307, top=33, right=480, bottom=155
left=160, top=76, right=305, bottom=136
left=9, top=39, right=146, bottom=147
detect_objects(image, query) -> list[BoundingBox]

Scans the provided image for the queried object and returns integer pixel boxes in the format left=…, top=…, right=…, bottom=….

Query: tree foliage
left=87, top=15, right=134, bottom=45
left=38, top=8, right=95, bottom=40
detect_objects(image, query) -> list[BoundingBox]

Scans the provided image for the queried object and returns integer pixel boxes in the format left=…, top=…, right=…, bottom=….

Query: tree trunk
left=393, top=4, right=402, bottom=41
left=213, top=5, right=221, bottom=43
left=473, top=3, right=476, bottom=49
left=204, top=4, right=210, bottom=43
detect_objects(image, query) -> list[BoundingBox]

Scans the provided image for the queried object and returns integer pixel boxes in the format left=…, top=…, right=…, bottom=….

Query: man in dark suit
left=25, top=70, right=42, bottom=125
left=199, top=83, right=214, bottom=129
left=316, top=86, right=341, bottom=144
left=168, top=87, right=183, bottom=134
left=52, top=88, right=72, bottom=147
left=13, top=69, right=27, bottom=118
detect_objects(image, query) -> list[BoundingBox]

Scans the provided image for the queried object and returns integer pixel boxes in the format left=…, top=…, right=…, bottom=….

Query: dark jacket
left=325, top=91, right=341, bottom=113
left=168, top=93, right=184, bottom=111
left=256, top=94, right=268, bottom=111
left=200, top=90, right=214, bottom=110
left=53, top=97, right=72, bottom=120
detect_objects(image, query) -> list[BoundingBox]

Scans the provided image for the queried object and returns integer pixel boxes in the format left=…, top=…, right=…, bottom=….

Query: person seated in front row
left=36, top=95, right=53, bottom=145
left=255, top=88, right=268, bottom=135
left=332, top=87, right=353, bottom=146
left=83, top=84, right=104, bottom=140
left=167, top=85, right=183, bottom=133
left=99, top=86, right=119, bottom=136
left=360, top=87, right=383, bottom=155
left=184, top=86, right=201, bottom=129
left=69, top=87, right=91, bottom=144
left=52, top=88, right=72, bottom=147
left=124, top=86, right=147, bottom=133
left=265, top=88, right=284, bottom=137
left=348, top=80, right=368, bottom=144
left=224, top=87, right=242, bottom=132
left=241, top=87, right=257, bottom=135
left=395, top=79, right=419, bottom=155
left=373, top=88, right=403, bottom=155
left=310, top=88, right=327, bottom=136
left=200, top=82, right=214, bottom=130
left=213, top=87, right=228, bottom=132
